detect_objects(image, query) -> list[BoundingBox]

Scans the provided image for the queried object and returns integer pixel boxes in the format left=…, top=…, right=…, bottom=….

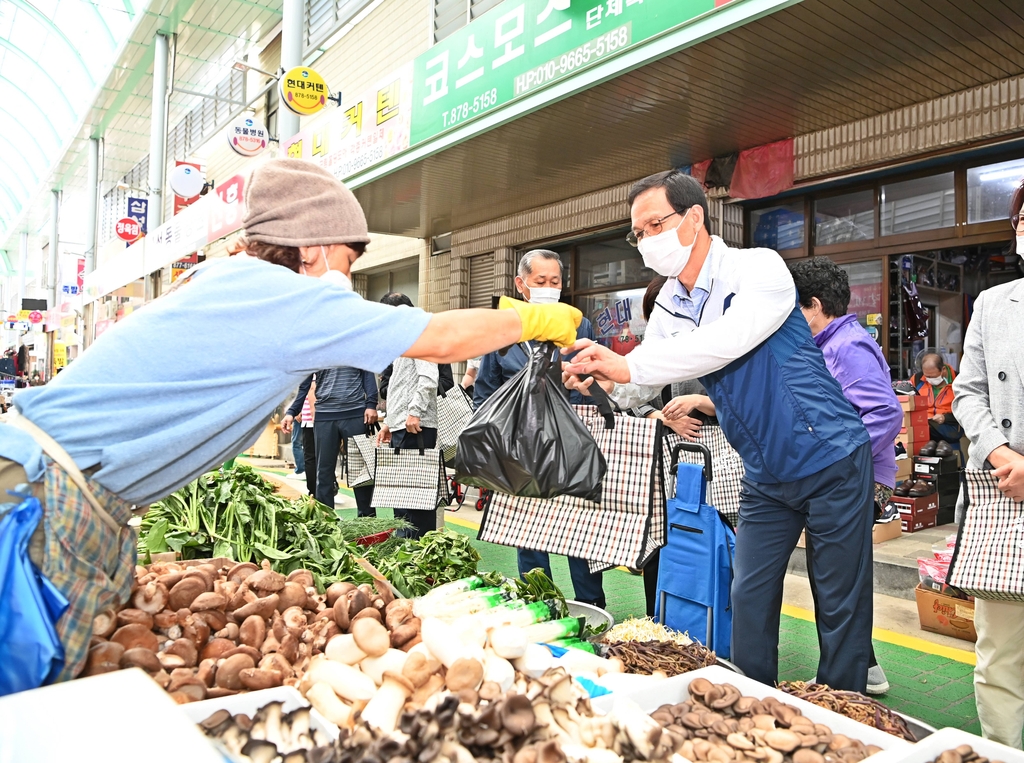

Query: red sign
left=207, top=175, right=246, bottom=243
left=28, top=311, right=43, bottom=324
left=5, top=315, right=15, bottom=323
left=77, top=257, right=85, bottom=290
left=115, top=217, right=142, bottom=242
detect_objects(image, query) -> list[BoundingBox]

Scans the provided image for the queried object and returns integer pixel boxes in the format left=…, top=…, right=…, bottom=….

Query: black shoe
left=893, top=480, right=913, bottom=497
left=935, top=441, right=954, bottom=458
left=875, top=502, right=901, bottom=524
left=894, top=442, right=908, bottom=460
left=893, top=381, right=916, bottom=395
left=919, top=441, right=938, bottom=457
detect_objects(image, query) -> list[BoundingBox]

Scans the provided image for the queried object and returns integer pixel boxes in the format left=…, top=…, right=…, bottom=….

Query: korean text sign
left=410, top=0, right=718, bottom=145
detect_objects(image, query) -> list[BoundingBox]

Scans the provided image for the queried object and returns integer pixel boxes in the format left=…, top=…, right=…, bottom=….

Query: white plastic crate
left=865, top=727, right=1024, bottom=763
left=592, top=665, right=911, bottom=756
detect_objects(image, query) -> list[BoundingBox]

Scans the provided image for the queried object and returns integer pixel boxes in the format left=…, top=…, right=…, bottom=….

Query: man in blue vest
left=563, top=170, right=874, bottom=693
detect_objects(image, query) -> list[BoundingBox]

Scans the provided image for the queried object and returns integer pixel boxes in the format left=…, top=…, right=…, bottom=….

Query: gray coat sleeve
left=953, top=291, right=1009, bottom=465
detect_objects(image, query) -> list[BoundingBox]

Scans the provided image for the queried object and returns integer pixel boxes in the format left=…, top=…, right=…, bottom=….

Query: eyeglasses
left=626, top=210, right=683, bottom=247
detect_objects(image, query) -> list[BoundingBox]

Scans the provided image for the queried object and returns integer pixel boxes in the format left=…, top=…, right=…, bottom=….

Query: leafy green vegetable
left=366, top=529, right=481, bottom=598
left=336, top=516, right=412, bottom=542
left=509, top=568, right=569, bottom=618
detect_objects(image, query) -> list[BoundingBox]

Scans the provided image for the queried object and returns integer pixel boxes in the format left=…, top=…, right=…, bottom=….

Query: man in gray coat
left=952, top=186, right=1024, bottom=747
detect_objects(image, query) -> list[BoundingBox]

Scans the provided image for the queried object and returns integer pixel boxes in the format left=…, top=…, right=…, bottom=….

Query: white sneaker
left=866, top=664, right=890, bottom=695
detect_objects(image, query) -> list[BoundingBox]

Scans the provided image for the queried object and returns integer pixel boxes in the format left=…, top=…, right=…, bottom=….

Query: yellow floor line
left=781, top=603, right=976, bottom=665
left=445, top=514, right=481, bottom=531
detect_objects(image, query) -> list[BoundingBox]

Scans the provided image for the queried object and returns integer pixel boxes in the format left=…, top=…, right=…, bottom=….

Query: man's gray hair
left=518, top=249, right=562, bottom=280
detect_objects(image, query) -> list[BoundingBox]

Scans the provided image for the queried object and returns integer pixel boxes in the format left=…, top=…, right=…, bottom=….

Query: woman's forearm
left=404, top=310, right=521, bottom=364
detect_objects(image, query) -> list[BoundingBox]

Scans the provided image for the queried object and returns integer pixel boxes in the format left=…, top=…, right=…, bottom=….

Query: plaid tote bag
left=478, top=408, right=665, bottom=573
left=436, top=386, right=474, bottom=465
left=345, top=435, right=377, bottom=489
left=371, top=442, right=451, bottom=512
left=948, top=468, right=1024, bottom=601
left=662, top=427, right=744, bottom=527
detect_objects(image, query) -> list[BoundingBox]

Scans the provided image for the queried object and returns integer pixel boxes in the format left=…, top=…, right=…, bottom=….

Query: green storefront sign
left=410, top=0, right=723, bottom=146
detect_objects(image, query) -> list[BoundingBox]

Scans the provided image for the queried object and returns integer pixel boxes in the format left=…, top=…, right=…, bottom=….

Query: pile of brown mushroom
left=308, top=668, right=686, bottom=763
left=928, top=746, right=1006, bottom=763
left=84, top=559, right=413, bottom=704
left=648, top=679, right=882, bottom=763
left=200, top=700, right=333, bottom=763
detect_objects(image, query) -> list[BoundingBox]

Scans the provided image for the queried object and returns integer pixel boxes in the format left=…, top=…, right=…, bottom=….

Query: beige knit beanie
left=243, top=159, right=370, bottom=247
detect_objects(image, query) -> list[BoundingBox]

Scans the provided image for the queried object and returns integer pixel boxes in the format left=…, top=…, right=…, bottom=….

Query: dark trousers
left=302, top=427, right=317, bottom=497
left=314, top=417, right=374, bottom=518
left=517, top=549, right=606, bottom=609
left=731, top=442, right=874, bottom=693
left=391, top=427, right=439, bottom=539
left=929, top=419, right=963, bottom=444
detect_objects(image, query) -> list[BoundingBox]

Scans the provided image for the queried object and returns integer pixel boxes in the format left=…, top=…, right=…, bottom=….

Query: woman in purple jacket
left=789, top=258, right=904, bottom=696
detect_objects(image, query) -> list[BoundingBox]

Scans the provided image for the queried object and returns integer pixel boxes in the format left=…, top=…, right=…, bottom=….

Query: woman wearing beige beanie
left=0, top=158, right=581, bottom=681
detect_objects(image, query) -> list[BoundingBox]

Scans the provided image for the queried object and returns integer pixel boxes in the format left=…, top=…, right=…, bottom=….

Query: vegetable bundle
left=137, top=466, right=409, bottom=591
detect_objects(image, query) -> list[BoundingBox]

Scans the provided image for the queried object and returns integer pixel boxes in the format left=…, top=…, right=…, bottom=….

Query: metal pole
left=17, top=232, right=27, bottom=310
left=48, top=190, right=59, bottom=311
left=148, top=33, right=169, bottom=231
left=278, top=0, right=303, bottom=141
left=84, top=138, right=99, bottom=275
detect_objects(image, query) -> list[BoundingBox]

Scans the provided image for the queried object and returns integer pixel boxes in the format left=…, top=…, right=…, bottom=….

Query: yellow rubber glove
left=498, top=296, right=582, bottom=348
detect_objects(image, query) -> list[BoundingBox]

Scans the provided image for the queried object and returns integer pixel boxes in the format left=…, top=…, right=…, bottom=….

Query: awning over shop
left=348, top=0, right=1024, bottom=238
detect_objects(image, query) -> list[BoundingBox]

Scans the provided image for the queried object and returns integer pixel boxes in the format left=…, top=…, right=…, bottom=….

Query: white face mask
left=316, top=245, right=352, bottom=291
left=638, top=211, right=695, bottom=277
left=925, top=376, right=944, bottom=386
left=526, top=286, right=561, bottom=304
left=1016, top=235, right=1023, bottom=256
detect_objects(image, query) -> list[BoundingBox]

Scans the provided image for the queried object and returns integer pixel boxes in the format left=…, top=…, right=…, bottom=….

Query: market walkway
left=258, top=462, right=981, bottom=737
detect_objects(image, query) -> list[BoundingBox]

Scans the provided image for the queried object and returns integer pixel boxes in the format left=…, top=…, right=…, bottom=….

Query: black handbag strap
left=578, top=373, right=617, bottom=430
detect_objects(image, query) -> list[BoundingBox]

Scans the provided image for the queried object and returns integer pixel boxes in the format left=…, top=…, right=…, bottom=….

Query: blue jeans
left=291, top=425, right=304, bottom=474
left=314, top=417, right=374, bottom=518
left=517, top=549, right=606, bottom=609
left=731, top=442, right=874, bottom=693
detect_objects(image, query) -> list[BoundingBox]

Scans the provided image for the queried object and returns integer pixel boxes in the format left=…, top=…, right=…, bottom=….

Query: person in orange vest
left=911, top=352, right=962, bottom=456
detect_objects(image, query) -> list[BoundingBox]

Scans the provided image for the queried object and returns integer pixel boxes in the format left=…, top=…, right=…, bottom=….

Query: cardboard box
left=799, top=524, right=901, bottom=547
left=902, top=508, right=938, bottom=533
left=914, top=454, right=961, bottom=476
left=915, top=583, right=977, bottom=642
left=872, top=520, right=902, bottom=543
left=896, top=430, right=930, bottom=452
left=902, top=409, right=930, bottom=431
left=896, top=459, right=914, bottom=480
left=898, top=394, right=918, bottom=411
left=892, top=493, right=940, bottom=515
left=917, top=471, right=960, bottom=491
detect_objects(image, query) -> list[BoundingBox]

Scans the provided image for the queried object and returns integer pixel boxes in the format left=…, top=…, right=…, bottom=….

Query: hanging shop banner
left=226, top=115, right=269, bottom=157
left=146, top=198, right=209, bottom=274
left=410, top=0, right=734, bottom=144
left=83, top=239, right=147, bottom=302
left=280, top=66, right=329, bottom=116
left=171, top=253, right=199, bottom=283
left=115, top=217, right=142, bottom=243
left=52, top=343, right=66, bottom=369
left=172, top=161, right=204, bottom=215
left=207, top=175, right=246, bottom=243
left=283, top=63, right=414, bottom=181
left=128, top=197, right=149, bottom=234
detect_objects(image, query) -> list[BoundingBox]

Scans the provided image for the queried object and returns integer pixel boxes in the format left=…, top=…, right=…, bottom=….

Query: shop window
left=577, top=288, right=648, bottom=356
left=577, top=238, right=654, bottom=291
left=838, top=260, right=884, bottom=344
left=967, top=158, right=1024, bottom=224
left=880, top=173, right=955, bottom=235
left=814, top=191, right=874, bottom=246
left=751, top=202, right=804, bottom=251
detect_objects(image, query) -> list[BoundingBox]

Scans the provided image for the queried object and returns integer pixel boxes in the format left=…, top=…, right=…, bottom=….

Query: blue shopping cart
left=655, top=441, right=736, bottom=658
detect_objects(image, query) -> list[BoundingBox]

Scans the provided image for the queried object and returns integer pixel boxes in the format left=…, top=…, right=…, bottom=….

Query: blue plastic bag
left=0, top=492, right=68, bottom=696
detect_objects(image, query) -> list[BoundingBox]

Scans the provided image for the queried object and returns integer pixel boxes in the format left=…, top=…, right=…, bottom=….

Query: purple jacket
left=815, top=314, right=903, bottom=489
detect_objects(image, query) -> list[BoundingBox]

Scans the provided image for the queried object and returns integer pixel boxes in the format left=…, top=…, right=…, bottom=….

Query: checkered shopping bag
left=371, top=441, right=451, bottom=513
left=662, top=427, right=744, bottom=527
left=436, top=385, right=474, bottom=465
left=345, top=435, right=377, bottom=489
left=947, top=468, right=1024, bottom=601
left=478, top=408, right=666, bottom=573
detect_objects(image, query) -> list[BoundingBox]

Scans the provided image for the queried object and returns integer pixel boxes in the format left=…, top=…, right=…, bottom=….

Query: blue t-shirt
left=5, top=257, right=431, bottom=505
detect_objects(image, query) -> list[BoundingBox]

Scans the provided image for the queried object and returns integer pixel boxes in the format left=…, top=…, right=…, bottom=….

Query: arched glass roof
left=0, top=0, right=134, bottom=238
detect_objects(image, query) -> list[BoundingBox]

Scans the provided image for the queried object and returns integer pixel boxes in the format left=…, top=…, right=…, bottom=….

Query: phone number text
left=515, top=25, right=632, bottom=97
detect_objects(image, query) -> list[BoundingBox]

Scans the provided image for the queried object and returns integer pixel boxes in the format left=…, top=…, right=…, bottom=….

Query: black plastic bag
left=455, top=342, right=613, bottom=502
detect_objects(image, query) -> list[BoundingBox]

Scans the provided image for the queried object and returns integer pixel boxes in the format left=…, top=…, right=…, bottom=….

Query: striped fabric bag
left=947, top=468, right=1024, bottom=601
left=344, top=435, right=377, bottom=489
left=662, top=426, right=744, bottom=527
left=478, top=408, right=666, bottom=573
